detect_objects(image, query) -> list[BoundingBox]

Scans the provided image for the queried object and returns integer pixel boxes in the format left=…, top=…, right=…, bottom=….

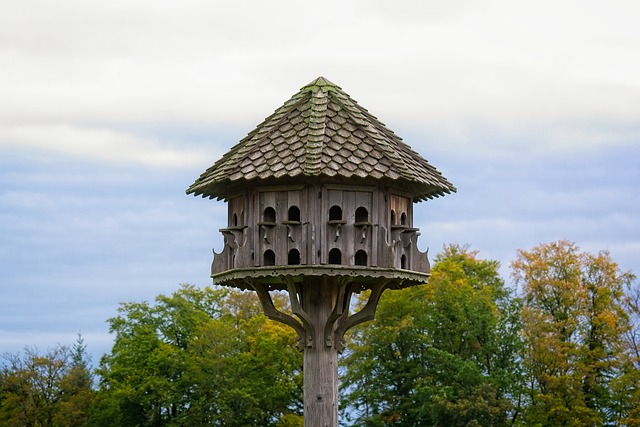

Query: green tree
left=55, top=334, right=95, bottom=427
left=91, top=284, right=302, bottom=427
left=512, top=240, right=633, bottom=426
left=610, top=278, right=640, bottom=424
left=341, top=244, right=524, bottom=426
left=0, top=339, right=94, bottom=427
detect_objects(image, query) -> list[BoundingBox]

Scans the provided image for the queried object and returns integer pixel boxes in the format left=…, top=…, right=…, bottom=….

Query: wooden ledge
left=211, top=265, right=430, bottom=291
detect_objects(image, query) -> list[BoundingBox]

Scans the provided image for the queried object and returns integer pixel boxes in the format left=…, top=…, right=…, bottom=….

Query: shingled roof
left=187, top=77, right=456, bottom=201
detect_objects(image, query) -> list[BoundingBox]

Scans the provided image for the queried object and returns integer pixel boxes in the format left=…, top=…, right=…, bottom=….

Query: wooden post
left=303, top=277, right=339, bottom=427
left=251, top=276, right=393, bottom=426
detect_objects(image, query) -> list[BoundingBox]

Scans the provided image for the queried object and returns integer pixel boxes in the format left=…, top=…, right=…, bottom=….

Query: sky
left=1, top=0, right=639, bottom=363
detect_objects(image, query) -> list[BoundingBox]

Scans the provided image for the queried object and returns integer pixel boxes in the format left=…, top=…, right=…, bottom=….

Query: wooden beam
left=248, top=280, right=307, bottom=351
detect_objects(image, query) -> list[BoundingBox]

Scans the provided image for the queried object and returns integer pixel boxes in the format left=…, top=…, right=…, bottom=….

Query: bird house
left=187, top=77, right=455, bottom=291
left=187, top=77, right=455, bottom=427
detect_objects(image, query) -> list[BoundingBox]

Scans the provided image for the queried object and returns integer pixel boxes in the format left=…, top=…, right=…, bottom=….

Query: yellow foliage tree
left=512, top=240, right=633, bottom=426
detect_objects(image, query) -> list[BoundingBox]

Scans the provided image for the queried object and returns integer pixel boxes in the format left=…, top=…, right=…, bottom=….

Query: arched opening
left=232, top=213, right=238, bottom=227
left=288, top=249, right=300, bottom=265
left=355, top=250, right=368, bottom=266
left=401, top=254, right=407, bottom=269
left=400, top=212, right=407, bottom=226
left=329, top=205, right=342, bottom=221
left=263, top=250, right=276, bottom=266
left=328, top=248, right=342, bottom=265
left=263, top=207, right=276, bottom=223
left=288, top=205, right=301, bottom=222
left=391, top=210, right=396, bottom=225
left=355, top=206, right=368, bottom=223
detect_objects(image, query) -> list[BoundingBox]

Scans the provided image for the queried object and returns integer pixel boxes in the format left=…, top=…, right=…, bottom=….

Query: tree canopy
left=513, top=240, right=636, bottom=426
left=0, top=335, right=93, bottom=427
left=341, top=244, right=524, bottom=426
left=1, top=241, right=638, bottom=427
left=91, top=285, right=303, bottom=427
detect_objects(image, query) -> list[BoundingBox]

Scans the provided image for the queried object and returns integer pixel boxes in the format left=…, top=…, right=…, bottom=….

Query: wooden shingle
left=187, top=77, right=456, bottom=201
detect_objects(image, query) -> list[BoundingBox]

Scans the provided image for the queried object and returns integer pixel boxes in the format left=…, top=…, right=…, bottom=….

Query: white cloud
left=0, top=123, right=215, bottom=168
left=1, top=0, right=639, bottom=141
left=353, top=0, right=484, bottom=24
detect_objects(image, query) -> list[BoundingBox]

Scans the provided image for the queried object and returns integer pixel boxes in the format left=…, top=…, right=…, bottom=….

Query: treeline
left=342, top=241, right=639, bottom=426
left=1, top=241, right=638, bottom=426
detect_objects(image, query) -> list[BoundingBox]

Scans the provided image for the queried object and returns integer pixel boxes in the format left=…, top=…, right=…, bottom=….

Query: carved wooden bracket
left=283, top=276, right=315, bottom=350
left=358, top=224, right=368, bottom=243
left=332, top=278, right=393, bottom=352
left=323, top=276, right=351, bottom=349
left=248, top=276, right=394, bottom=353
left=247, top=279, right=309, bottom=351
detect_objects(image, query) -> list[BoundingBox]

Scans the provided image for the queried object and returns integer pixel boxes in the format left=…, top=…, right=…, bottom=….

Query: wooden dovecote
left=187, top=77, right=455, bottom=427
left=187, top=77, right=456, bottom=291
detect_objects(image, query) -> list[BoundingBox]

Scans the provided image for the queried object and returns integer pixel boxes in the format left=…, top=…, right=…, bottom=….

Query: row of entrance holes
left=261, top=205, right=370, bottom=266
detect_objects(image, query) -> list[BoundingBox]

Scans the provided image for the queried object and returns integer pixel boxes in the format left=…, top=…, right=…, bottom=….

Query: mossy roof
left=187, top=77, right=456, bottom=201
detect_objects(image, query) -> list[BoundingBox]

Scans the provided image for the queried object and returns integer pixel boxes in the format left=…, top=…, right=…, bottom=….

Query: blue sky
left=1, top=0, right=639, bottom=362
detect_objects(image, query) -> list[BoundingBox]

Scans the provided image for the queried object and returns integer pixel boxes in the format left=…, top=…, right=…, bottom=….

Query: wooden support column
left=249, top=275, right=394, bottom=426
left=302, top=277, right=339, bottom=427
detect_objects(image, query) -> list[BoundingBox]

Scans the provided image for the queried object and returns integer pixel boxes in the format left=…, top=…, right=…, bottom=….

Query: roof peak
left=302, top=76, right=339, bottom=92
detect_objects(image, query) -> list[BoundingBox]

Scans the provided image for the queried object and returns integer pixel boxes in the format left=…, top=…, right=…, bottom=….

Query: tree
left=611, top=277, right=640, bottom=424
left=91, top=284, right=302, bottom=426
left=0, top=339, right=94, bottom=427
left=512, top=240, right=633, bottom=426
left=55, top=334, right=95, bottom=427
left=341, top=244, right=524, bottom=426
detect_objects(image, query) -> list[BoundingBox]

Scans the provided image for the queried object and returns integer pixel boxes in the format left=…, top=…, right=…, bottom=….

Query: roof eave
left=187, top=174, right=456, bottom=202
